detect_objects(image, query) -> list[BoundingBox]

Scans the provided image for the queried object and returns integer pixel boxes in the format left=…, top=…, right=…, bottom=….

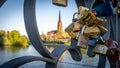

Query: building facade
left=45, top=11, right=71, bottom=43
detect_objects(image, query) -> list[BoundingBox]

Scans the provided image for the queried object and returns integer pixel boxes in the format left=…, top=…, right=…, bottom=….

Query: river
left=0, top=45, right=110, bottom=68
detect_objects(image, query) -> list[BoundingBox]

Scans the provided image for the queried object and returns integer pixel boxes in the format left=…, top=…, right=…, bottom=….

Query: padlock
left=65, top=12, right=79, bottom=39
left=65, top=23, right=78, bottom=39
left=72, top=12, right=78, bottom=22
left=72, top=12, right=83, bottom=32
left=77, top=6, right=89, bottom=19
left=73, top=22, right=83, bottom=32
left=52, top=0, right=67, bottom=7
left=79, top=10, right=96, bottom=25
left=83, top=26, right=100, bottom=37
left=116, top=6, right=120, bottom=14
left=93, top=44, right=108, bottom=55
left=77, top=25, right=89, bottom=49
left=116, top=2, right=120, bottom=14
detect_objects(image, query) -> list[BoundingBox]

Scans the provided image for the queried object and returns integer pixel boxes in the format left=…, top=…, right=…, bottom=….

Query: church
left=45, top=11, right=71, bottom=43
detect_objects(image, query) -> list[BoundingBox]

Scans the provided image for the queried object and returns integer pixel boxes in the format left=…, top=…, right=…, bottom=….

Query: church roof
left=47, top=30, right=57, bottom=34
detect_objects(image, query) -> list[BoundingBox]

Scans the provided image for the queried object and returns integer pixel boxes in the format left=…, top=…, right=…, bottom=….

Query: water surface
left=0, top=45, right=110, bottom=68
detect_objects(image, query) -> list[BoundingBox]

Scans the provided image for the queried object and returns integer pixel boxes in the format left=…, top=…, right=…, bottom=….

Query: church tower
left=57, top=11, right=63, bottom=33
left=46, top=10, right=71, bottom=43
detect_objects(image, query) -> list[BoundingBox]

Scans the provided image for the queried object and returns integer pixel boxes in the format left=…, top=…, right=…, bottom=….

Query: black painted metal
left=0, top=0, right=82, bottom=68
left=24, top=0, right=55, bottom=59
left=0, top=56, right=55, bottom=68
left=0, top=0, right=120, bottom=68
left=75, top=0, right=86, bottom=7
left=97, top=55, right=107, bottom=68
left=70, top=39, right=82, bottom=60
left=0, top=0, right=6, bottom=8
left=46, top=45, right=82, bottom=68
left=45, top=62, right=57, bottom=68
left=52, top=45, right=82, bottom=61
left=118, top=15, right=120, bottom=48
left=86, top=0, right=95, bottom=9
left=45, top=45, right=82, bottom=67
left=92, top=0, right=105, bottom=8
left=110, top=15, right=117, bottom=40
left=110, top=14, right=119, bottom=42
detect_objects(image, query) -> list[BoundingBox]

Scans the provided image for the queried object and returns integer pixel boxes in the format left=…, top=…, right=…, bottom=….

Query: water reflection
left=0, top=45, right=110, bottom=68
left=0, top=45, right=27, bottom=52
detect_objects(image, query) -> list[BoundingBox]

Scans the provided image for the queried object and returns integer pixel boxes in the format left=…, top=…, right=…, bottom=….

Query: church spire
left=59, top=10, right=61, bottom=22
left=57, top=10, right=63, bottom=33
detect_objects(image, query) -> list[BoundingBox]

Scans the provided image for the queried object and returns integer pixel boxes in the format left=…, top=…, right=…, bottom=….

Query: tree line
left=0, top=30, right=29, bottom=48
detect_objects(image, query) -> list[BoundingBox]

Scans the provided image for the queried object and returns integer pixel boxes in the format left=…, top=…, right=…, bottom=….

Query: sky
left=0, top=0, right=77, bottom=36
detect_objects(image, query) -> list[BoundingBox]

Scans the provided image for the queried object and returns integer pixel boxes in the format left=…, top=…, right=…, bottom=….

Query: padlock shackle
left=73, top=12, right=78, bottom=19
left=72, top=12, right=78, bottom=22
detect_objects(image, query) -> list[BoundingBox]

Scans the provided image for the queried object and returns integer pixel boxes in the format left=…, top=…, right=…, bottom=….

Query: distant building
left=46, top=11, right=71, bottom=42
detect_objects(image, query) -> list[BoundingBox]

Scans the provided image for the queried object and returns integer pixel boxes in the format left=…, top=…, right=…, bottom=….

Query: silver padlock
left=52, top=0, right=67, bottom=7
left=72, top=12, right=78, bottom=22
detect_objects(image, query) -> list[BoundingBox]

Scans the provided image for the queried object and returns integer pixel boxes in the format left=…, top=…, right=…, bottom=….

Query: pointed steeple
left=57, top=10, right=63, bottom=33
left=59, top=10, right=61, bottom=22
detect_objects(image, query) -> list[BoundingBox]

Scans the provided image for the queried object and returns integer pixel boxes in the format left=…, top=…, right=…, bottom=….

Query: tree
left=0, top=36, right=4, bottom=46
left=7, top=30, right=20, bottom=44
left=0, top=30, right=5, bottom=46
left=17, top=35, right=29, bottom=48
left=40, top=32, right=46, bottom=41
left=0, top=30, right=5, bottom=36
left=0, top=30, right=29, bottom=47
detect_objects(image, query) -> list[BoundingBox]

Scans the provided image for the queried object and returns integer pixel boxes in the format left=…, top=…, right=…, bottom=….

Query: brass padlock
left=65, top=12, right=79, bottom=39
left=78, top=6, right=89, bottom=19
left=116, top=5, right=120, bottom=14
left=79, top=10, right=96, bottom=25
left=93, top=44, right=108, bottom=55
left=52, top=0, right=67, bottom=7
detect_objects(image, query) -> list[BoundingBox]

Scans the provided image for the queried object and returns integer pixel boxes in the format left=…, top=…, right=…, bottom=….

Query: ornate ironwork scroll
left=0, top=0, right=119, bottom=68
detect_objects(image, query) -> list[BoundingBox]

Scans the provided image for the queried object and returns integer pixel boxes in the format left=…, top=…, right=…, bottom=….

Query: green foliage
left=0, top=30, right=5, bottom=36
left=7, top=30, right=20, bottom=44
left=17, top=35, right=29, bottom=48
left=0, top=30, right=29, bottom=48
left=3, top=37, right=11, bottom=45
left=0, top=30, right=5, bottom=46
left=40, top=33, right=46, bottom=41
left=0, top=36, right=4, bottom=46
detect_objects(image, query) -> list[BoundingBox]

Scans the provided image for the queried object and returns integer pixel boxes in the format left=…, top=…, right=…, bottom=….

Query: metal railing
left=0, top=0, right=119, bottom=68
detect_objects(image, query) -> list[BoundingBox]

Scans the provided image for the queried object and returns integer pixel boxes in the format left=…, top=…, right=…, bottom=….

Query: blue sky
left=0, top=0, right=77, bottom=35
